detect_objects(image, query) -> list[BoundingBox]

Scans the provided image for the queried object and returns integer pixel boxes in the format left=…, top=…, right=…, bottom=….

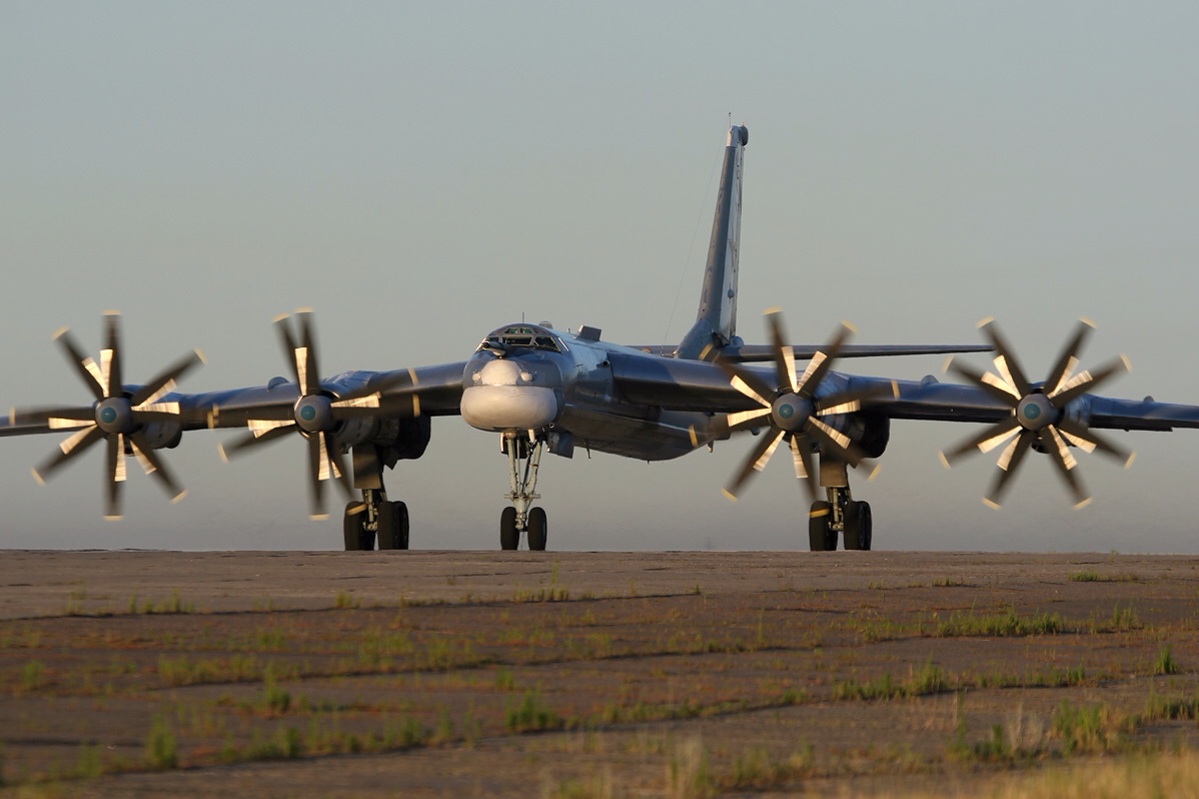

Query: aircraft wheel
left=808, top=501, right=832, bottom=552
left=500, top=506, right=519, bottom=550
left=378, top=501, right=410, bottom=550
left=527, top=507, right=548, bottom=551
left=344, top=503, right=365, bottom=551
left=844, top=501, right=872, bottom=551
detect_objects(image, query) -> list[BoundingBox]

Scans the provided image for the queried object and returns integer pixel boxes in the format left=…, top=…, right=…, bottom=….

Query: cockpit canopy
left=477, top=324, right=563, bottom=354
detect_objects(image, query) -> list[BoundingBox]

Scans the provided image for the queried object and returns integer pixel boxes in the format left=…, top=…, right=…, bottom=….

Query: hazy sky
left=2, top=2, right=1198, bottom=552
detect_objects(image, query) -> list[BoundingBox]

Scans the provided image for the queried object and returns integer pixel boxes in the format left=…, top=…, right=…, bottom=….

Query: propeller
left=719, top=309, right=890, bottom=503
left=217, top=309, right=417, bottom=520
left=17, top=312, right=204, bottom=519
left=939, top=318, right=1134, bottom=509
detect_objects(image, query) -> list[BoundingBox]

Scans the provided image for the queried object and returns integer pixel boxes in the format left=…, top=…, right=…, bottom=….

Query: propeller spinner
left=18, top=312, right=203, bottom=519
left=940, top=318, right=1134, bottom=508
left=719, top=309, right=890, bottom=503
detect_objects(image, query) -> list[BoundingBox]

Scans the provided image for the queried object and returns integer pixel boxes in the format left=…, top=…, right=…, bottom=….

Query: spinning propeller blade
left=217, top=310, right=415, bottom=519
left=19, top=313, right=200, bottom=518
left=941, top=318, right=1133, bottom=509
left=719, top=311, right=882, bottom=504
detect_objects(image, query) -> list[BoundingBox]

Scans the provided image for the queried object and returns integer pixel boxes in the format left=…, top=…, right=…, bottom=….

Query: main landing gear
left=807, top=459, right=873, bottom=552
left=343, top=488, right=410, bottom=551
left=500, top=432, right=548, bottom=551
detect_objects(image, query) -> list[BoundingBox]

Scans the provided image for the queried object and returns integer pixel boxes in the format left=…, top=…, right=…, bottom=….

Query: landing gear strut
left=343, top=488, right=409, bottom=551
left=500, top=432, right=548, bottom=551
left=808, top=458, right=872, bottom=552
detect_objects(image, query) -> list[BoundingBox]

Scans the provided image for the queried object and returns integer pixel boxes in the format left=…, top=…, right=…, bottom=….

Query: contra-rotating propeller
left=939, top=318, right=1134, bottom=508
left=16, top=312, right=204, bottom=519
left=719, top=309, right=890, bottom=502
left=217, top=310, right=416, bottom=520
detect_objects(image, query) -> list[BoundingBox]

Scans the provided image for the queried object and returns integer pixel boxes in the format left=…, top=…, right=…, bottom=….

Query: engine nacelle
left=841, top=411, right=890, bottom=459
left=137, top=421, right=184, bottom=450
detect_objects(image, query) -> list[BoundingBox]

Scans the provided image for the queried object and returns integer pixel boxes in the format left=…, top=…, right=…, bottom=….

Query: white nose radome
left=461, top=383, right=559, bottom=432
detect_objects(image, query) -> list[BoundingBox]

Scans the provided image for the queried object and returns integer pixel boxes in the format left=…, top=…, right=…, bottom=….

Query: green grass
left=144, top=716, right=178, bottom=770
left=1153, top=646, right=1180, bottom=675
left=506, top=689, right=562, bottom=732
left=934, top=606, right=1067, bottom=637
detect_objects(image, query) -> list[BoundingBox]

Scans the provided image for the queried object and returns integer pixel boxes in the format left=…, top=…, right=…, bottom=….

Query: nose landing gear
left=500, top=432, right=548, bottom=551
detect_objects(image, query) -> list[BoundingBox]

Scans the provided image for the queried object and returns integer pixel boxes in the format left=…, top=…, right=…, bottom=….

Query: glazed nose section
left=461, top=359, right=562, bottom=432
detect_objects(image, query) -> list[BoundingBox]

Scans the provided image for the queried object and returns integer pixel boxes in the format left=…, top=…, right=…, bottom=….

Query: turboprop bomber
left=6, top=125, right=1199, bottom=551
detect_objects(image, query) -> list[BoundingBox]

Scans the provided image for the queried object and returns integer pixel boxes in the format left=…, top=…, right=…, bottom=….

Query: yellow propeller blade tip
left=102, top=309, right=120, bottom=317
left=196, top=349, right=208, bottom=365
left=762, top=306, right=782, bottom=316
left=720, top=489, right=738, bottom=502
left=840, top=320, right=858, bottom=334
left=942, top=355, right=955, bottom=374
left=937, top=452, right=951, bottom=469
left=51, top=326, right=69, bottom=341
left=1124, top=452, right=1136, bottom=469
left=295, top=306, right=314, bottom=315
left=31, top=469, right=45, bottom=486
left=977, top=316, right=995, bottom=329
left=809, top=505, right=830, bottom=519
left=103, top=515, right=123, bottom=522
left=310, top=513, right=330, bottom=521
left=1073, top=497, right=1094, bottom=510
left=216, top=444, right=229, bottom=463
left=1120, top=354, right=1132, bottom=373
left=981, top=497, right=1001, bottom=510
left=1079, top=317, right=1096, bottom=328
left=171, top=489, right=188, bottom=504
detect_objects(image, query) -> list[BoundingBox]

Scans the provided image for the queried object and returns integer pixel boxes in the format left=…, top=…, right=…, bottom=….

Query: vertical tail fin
left=676, top=124, right=749, bottom=360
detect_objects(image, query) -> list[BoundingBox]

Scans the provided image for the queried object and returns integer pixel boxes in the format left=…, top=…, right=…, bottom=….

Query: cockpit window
left=477, top=325, right=563, bottom=353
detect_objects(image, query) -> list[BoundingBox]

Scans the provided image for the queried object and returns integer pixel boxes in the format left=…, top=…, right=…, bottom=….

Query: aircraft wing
left=632, top=342, right=993, bottom=361
left=179, top=361, right=467, bottom=430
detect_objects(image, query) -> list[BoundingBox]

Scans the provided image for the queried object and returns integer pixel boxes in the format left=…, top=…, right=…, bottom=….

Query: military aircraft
left=5, top=125, right=1199, bottom=552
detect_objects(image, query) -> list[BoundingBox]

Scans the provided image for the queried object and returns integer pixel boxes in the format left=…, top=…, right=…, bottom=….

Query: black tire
left=343, top=503, right=365, bottom=551
left=395, top=501, right=410, bottom=550
left=378, top=501, right=410, bottom=550
left=500, top=506, right=519, bottom=550
left=844, top=501, right=873, bottom=551
left=808, top=501, right=832, bottom=552
left=858, top=501, right=872, bottom=551
left=527, top=507, right=548, bottom=551
left=844, top=501, right=863, bottom=551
